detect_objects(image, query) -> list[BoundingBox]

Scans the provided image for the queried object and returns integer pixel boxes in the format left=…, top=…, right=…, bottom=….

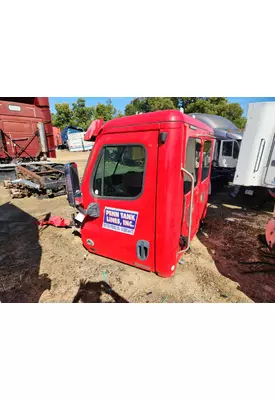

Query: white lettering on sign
left=102, top=206, right=139, bottom=235
left=8, top=105, right=21, bottom=112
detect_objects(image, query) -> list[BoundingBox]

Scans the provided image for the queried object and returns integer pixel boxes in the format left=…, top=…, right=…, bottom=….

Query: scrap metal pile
left=2, top=163, right=66, bottom=199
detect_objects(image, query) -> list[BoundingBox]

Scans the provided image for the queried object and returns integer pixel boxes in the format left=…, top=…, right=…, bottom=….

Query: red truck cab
left=0, top=97, right=55, bottom=161
left=66, top=110, right=214, bottom=277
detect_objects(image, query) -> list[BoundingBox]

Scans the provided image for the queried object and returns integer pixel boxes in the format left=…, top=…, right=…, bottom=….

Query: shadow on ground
left=0, top=202, right=51, bottom=302
left=73, top=279, right=128, bottom=303
left=198, top=193, right=275, bottom=302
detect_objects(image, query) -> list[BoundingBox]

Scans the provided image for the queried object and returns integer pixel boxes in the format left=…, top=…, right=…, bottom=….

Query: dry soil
left=1, top=150, right=274, bottom=303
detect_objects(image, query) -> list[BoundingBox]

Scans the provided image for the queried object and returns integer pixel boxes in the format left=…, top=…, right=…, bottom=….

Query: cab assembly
left=65, top=110, right=214, bottom=277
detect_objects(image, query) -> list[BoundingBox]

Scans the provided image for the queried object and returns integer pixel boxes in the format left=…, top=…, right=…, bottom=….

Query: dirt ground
left=1, top=150, right=275, bottom=303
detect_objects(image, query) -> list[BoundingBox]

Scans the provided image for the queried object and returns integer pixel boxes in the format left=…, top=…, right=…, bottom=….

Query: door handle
left=136, top=240, right=150, bottom=261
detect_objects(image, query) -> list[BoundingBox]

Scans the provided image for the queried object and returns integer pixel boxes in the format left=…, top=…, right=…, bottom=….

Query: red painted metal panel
left=0, top=97, right=55, bottom=160
left=81, top=128, right=158, bottom=273
left=80, top=110, right=214, bottom=277
left=53, top=127, right=62, bottom=147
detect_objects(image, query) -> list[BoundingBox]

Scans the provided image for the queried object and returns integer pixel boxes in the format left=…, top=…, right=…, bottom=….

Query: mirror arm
left=76, top=204, right=87, bottom=215
left=75, top=202, right=100, bottom=218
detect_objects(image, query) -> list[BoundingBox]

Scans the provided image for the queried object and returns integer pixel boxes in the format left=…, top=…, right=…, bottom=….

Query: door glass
left=202, top=140, right=212, bottom=181
left=233, top=141, right=239, bottom=159
left=184, top=138, right=201, bottom=194
left=93, top=152, right=104, bottom=195
left=92, top=145, right=146, bottom=198
left=222, top=141, right=233, bottom=157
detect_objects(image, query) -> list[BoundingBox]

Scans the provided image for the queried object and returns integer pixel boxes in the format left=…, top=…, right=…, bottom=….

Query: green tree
left=217, top=102, right=247, bottom=129
left=125, top=97, right=246, bottom=129
left=71, top=98, right=94, bottom=130
left=51, top=98, right=121, bottom=131
left=93, top=99, right=118, bottom=121
left=170, top=97, right=205, bottom=110
left=182, top=97, right=246, bottom=129
left=124, top=98, right=144, bottom=115
left=125, top=97, right=175, bottom=116
left=116, top=111, right=124, bottom=118
left=51, top=103, right=73, bottom=130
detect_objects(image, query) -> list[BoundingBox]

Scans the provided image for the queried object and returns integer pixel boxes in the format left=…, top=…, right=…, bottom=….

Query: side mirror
left=65, top=162, right=81, bottom=207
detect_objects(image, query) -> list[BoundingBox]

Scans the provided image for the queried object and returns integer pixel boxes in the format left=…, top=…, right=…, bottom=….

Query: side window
left=202, top=140, right=212, bottom=181
left=93, top=152, right=104, bottom=195
left=222, top=141, right=233, bottom=157
left=184, top=138, right=201, bottom=194
left=92, top=145, right=146, bottom=198
left=233, top=141, right=239, bottom=159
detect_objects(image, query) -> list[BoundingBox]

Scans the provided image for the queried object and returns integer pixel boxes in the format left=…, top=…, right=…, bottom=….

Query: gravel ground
left=1, top=150, right=274, bottom=303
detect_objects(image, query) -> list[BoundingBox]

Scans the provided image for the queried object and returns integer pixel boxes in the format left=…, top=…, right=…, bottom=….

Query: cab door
left=181, top=137, right=202, bottom=241
left=80, top=129, right=159, bottom=273
left=199, top=139, right=214, bottom=220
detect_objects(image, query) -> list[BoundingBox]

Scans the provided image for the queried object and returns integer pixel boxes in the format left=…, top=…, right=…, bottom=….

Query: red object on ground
left=39, top=215, right=72, bottom=228
left=266, top=192, right=275, bottom=249
left=265, top=218, right=275, bottom=249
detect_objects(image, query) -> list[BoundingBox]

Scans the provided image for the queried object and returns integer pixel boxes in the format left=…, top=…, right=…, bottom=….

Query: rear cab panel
left=155, top=117, right=214, bottom=277
left=154, top=121, right=184, bottom=277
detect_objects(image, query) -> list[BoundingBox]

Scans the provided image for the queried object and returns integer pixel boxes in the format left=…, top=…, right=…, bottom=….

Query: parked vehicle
left=188, top=113, right=242, bottom=192
left=0, top=97, right=66, bottom=198
left=67, top=131, right=94, bottom=152
left=61, top=126, right=84, bottom=148
left=233, top=102, right=275, bottom=207
left=65, top=110, right=215, bottom=277
left=233, top=101, right=275, bottom=246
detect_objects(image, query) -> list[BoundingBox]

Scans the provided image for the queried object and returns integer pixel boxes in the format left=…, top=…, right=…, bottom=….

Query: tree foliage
left=52, top=97, right=247, bottom=131
left=93, top=99, right=118, bottom=122
left=71, top=98, right=94, bottom=130
left=125, top=97, right=175, bottom=116
left=51, top=103, right=73, bottom=130
left=52, top=98, right=121, bottom=131
left=124, top=97, right=247, bottom=129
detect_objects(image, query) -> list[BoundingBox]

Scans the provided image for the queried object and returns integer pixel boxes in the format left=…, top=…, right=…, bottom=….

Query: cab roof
left=103, top=109, right=214, bottom=133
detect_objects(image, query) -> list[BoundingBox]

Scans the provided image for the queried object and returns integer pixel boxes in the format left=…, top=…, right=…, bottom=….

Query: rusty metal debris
left=2, top=163, right=66, bottom=198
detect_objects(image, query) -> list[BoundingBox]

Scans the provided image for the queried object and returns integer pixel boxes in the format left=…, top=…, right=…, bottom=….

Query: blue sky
left=227, top=97, right=275, bottom=116
left=49, top=97, right=133, bottom=115
left=49, top=97, right=275, bottom=117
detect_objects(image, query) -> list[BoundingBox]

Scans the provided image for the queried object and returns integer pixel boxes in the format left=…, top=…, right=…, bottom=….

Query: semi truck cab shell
left=77, top=110, right=214, bottom=277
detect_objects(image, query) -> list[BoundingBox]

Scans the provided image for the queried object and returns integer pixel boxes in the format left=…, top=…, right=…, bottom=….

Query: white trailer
left=234, top=102, right=275, bottom=188
left=67, top=132, right=94, bottom=152
left=233, top=101, right=275, bottom=248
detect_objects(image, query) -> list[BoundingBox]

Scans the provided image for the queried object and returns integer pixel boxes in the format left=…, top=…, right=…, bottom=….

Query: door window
left=92, top=145, right=146, bottom=198
left=233, top=141, right=239, bottom=159
left=202, top=140, right=212, bottom=181
left=184, top=138, right=201, bottom=194
left=222, top=141, right=233, bottom=157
